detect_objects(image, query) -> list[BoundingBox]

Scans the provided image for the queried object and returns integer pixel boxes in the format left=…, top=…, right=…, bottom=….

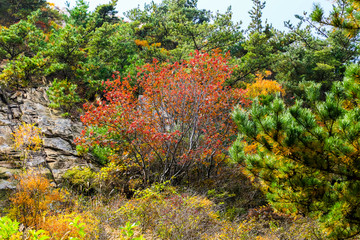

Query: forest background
left=51, top=0, right=333, bottom=30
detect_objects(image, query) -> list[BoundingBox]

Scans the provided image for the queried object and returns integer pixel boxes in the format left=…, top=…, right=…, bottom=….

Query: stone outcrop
left=0, top=87, right=88, bottom=188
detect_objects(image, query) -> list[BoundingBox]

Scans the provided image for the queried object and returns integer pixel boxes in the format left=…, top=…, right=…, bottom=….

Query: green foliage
left=309, top=0, right=360, bottom=38
left=0, top=12, right=50, bottom=88
left=62, top=167, right=96, bottom=194
left=92, top=145, right=111, bottom=165
left=0, top=216, right=20, bottom=240
left=0, top=53, right=47, bottom=88
left=248, top=0, right=269, bottom=34
left=119, top=222, right=145, bottom=240
left=85, top=21, right=138, bottom=85
left=8, top=0, right=47, bottom=21
left=69, top=216, right=86, bottom=240
left=0, top=0, right=134, bottom=100
left=92, top=0, right=119, bottom=28
left=231, top=31, right=276, bottom=85
left=0, top=0, right=48, bottom=26
left=77, top=126, right=112, bottom=165
left=126, top=0, right=242, bottom=62
left=310, top=3, right=324, bottom=23
left=47, top=79, right=81, bottom=115
left=65, top=0, right=91, bottom=27
left=275, top=22, right=358, bottom=99
left=0, top=15, right=45, bottom=61
left=114, top=183, right=221, bottom=239
left=43, top=1, right=137, bottom=97
left=231, top=63, right=360, bottom=239
left=28, top=229, right=50, bottom=240
left=230, top=0, right=359, bottom=94
left=45, top=24, right=87, bottom=81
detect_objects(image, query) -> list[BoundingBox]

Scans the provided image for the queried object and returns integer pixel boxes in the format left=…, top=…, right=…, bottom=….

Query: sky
left=49, top=0, right=334, bottom=30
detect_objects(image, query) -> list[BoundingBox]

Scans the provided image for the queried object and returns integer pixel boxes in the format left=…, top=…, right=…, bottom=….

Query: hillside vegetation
left=1, top=0, right=360, bottom=239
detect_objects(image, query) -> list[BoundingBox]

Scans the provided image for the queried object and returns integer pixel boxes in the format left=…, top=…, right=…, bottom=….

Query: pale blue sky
left=49, top=0, right=333, bottom=30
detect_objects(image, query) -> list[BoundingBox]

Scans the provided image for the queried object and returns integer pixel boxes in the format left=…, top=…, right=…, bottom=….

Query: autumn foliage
left=77, top=51, right=248, bottom=184
left=9, top=170, right=64, bottom=229
left=245, top=71, right=284, bottom=99
left=12, top=123, right=43, bottom=153
left=38, top=212, right=99, bottom=239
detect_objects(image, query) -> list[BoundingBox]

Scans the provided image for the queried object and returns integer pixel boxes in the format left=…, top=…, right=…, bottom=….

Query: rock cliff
left=0, top=87, right=87, bottom=189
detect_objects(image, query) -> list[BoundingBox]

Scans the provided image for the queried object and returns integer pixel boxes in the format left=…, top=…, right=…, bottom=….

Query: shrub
left=245, top=71, right=284, bottom=99
left=47, top=79, right=81, bottom=117
left=13, top=123, right=43, bottom=153
left=8, top=170, right=65, bottom=229
left=77, top=50, right=248, bottom=185
left=12, top=122, right=43, bottom=167
left=119, top=221, right=145, bottom=240
left=38, top=213, right=99, bottom=240
left=62, top=167, right=97, bottom=195
left=0, top=216, right=22, bottom=240
left=0, top=53, right=47, bottom=88
left=113, top=183, right=222, bottom=239
left=62, top=163, right=142, bottom=197
left=206, top=217, right=321, bottom=240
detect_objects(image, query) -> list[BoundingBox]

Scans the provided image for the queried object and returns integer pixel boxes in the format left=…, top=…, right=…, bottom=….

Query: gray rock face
left=0, top=87, right=88, bottom=188
left=0, top=180, right=15, bottom=190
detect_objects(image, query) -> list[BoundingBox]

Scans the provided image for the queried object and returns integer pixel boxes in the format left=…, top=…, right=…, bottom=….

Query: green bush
left=47, top=79, right=81, bottom=116
left=112, top=183, right=222, bottom=239
left=0, top=216, right=21, bottom=239
left=62, top=167, right=96, bottom=194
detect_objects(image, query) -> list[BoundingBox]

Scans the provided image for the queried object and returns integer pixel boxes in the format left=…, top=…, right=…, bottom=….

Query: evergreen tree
left=273, top=26, right=358, bottom=101
left=126, top=0, right=242, bottom=62
left=310, top=0, right=360, bottom=38
left=93, top=0, right=119, bottom=27
left=231, top=64, right=360, bottom=239
left=6, top=0, right=47, bottom=24
left=0, top=0, right=60, bottom=27
left=248, top=0, right=269, bottom=34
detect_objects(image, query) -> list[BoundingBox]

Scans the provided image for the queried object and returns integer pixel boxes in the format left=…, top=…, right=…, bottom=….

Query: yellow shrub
left=12, top=122, right=43, bottom=152
left=39, top=212, right=99, bottom=240
left=134, top=39, right=149, bottom=47
left=246, top=71, right=285, bottom=98
left=114, top=183, right=221, bottom=239
left=9, top=170, right=65, bottom=229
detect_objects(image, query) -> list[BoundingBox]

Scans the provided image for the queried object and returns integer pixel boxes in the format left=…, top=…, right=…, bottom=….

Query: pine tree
left=311, top=0, right=360, bottom=38
left=248, top=0, right=269, bottom=34
left=231, top=64, right=360, bottom=239
left=0, top=0, right=47, bottom=26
